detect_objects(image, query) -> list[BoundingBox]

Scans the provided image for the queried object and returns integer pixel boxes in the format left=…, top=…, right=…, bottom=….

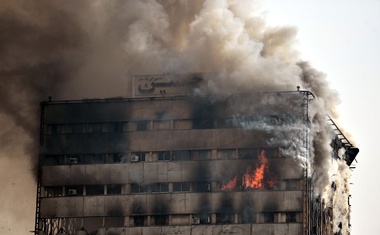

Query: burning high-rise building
left=34, top=73, right=358, bottom=235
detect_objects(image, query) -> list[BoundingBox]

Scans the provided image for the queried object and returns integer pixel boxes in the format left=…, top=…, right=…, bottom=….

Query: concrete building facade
left=34, top=74, right=357, bottom=235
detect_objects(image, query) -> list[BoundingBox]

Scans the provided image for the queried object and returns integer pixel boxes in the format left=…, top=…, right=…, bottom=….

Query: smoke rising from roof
left=0, top=0, right=351, bottom=233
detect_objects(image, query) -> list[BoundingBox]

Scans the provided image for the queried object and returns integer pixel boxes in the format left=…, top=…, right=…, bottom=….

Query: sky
left=263, top=1, right=380, bottom=234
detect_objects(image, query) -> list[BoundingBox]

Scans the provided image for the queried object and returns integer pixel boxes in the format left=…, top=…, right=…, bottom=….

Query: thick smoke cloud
left=0, top=0, right=350, bottom=233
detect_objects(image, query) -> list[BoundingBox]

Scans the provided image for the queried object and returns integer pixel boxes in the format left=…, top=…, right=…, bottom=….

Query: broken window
left=86, top=185, right=104, bottom=195
left=44, top=186, right=63, bottom=197
left=154, top=215, right=168, bottom=225
left=216, top=118, right=235, bottom=128
left=193, top=182, right=211, bottom=192
left=134, top=216, right=145, bottom=226
left=42, top=155, right=59, bottom=165
left=193, top=117, right=214, bottom=129
left=263, top=213, right=275, bottom=223
left=111, top=153, right=123, bottom=163
left=286, top=212, right=297, bottom=223
left=107, top=184, right=122, bottom=195
left=262, top=148, right=280, bottom=158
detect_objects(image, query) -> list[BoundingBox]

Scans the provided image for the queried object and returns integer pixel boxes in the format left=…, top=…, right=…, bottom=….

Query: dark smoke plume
left=0, top=0, right=351, bottom=233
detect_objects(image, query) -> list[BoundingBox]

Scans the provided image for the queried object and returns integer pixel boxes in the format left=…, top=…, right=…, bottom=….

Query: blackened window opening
left=86, top=185, right=104, bottom=195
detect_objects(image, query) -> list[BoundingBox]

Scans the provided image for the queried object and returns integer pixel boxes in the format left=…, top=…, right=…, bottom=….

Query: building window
left=134, top=216, right=145, bottom=226
left=193, top=117, right=213, bottom=129
left=79, top=154, right=106, bottom=164
left=48, top=124, right=64, bottom=134
left=71, top=124, right=83, bottom=133
left=173, top=120, right=192, bottom=130
left=158, top=151, right=171, bottom=161
left=151, top=183, right=169, bottom=193
left=173, top=182, right=191, bottom=192
left=131, top=152, right=146, bottom=162
left=44, top=186, right=63, bottom=197
left=285, top=179, right=299, bottom=190
left=218, top=149, right=235, bottom=159
left=92, top=123, right=103, bottom=133
left=108, top=122, right=124, bottom=132
left=66, top=186, right=83, bottom=196
left=42, top=155, right=60, bottom=165
left=107, top=184, right=122, bottom=195
left=216, top=213, right=232, bottom=224
left=263, top=213, right=275, bottom=223
left=262, top=148, right=279, bottom=158
left=136, top=121, right=149, bottom=131
left=154, top=215, right=168, bottom=225
left=241, top=212, right=256, bottom=224
left=131, top=184, right=148, bottom=193
left=238, top=149, right=257, bottom=159
left=111, top=153, right=123, bottom=163
left=173, top=151, right=191, bottom=161
left=286, top=212, right=297, bottom=223
left=153, top=120, right=171, bottom=130
left=191, top=150, right=210, bottom=160
left=194, top=214, right=212, bottom=224
left=193, top=182, right=211, bottom=192
left=86, top=185, right=104, bottom=195
left=216, top=118, right=235, bottom=128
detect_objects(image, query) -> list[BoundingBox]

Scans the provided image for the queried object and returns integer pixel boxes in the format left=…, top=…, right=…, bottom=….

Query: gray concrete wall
left=95, top=224, right=302, bottom=235
left=41, top=191, right=303, bottom=218
left=41, top=158, right=303, bottom=186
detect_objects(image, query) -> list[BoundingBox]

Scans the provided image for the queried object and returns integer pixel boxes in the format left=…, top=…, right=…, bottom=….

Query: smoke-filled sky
left=264, top=1, right=380, bottom=234
left=0, top=0, right=377, bottom=234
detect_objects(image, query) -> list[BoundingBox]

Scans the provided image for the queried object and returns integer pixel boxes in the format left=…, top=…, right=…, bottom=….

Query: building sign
left=131, top=73, right=203, bottom=98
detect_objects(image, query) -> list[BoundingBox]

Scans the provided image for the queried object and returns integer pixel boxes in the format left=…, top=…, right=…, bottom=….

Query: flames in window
left=221, top=150, right=276, bottom=191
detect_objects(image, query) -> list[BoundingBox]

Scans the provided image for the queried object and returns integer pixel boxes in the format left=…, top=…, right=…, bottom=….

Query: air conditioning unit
left=191, top=217, right=200, bottom=224
left=68, top=189, right=77, bottom=196
left=130, top=155, right=140, bottom=162
left=69, top=158, right=78, bottom=164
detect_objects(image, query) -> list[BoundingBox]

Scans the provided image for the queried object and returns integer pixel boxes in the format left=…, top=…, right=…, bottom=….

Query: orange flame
left=243, top=150, right=268, bottom=189
left=221, top=150, right=276, bottom=191
left=221, top=176, right=237, bottom=190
